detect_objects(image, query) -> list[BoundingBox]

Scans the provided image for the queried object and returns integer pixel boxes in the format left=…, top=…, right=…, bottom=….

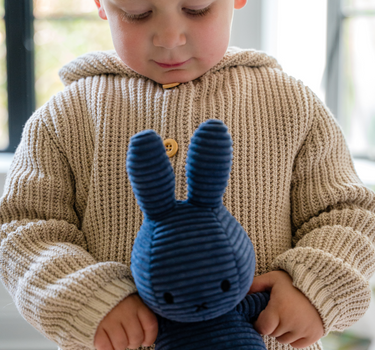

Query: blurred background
left=0, top=0, right=374, bottom=349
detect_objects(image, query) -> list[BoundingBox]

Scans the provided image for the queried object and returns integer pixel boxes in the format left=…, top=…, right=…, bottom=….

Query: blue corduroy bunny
left=126, top=119, right=270, bottom=350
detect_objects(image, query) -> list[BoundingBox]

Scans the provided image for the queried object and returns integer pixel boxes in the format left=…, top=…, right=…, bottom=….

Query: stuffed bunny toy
left=126, top=119, right=270, bottom=350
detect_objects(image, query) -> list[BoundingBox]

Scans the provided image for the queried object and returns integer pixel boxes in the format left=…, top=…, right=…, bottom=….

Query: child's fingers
left=249, top=272, right=275, bottom=294
left=94, top=327, right=114, bottom=350
left=275, top=331, right=301, bottom=345
left=290, top=325, right=324, bottom=348
left=269, top=323, right=292, bottom=338
left=138, top=307, right=158, bottom=346
left=123, top=317, right=145, bottom=349
left=254, top=306, right=280, bottom=336
left=106, top=324, right=128, bottom=350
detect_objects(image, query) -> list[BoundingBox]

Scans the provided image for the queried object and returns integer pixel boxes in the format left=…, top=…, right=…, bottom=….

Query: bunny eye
left=221, top=280, right=231, bottom=292
left=164, top=292, right=174, bottom=304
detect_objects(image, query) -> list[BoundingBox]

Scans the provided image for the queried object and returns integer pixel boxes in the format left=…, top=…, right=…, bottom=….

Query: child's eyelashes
left=121, top=6, right=212, bottom=23
left=121, top=11, right=151, bottom=23
left=184, top=6, right=212, bottom=18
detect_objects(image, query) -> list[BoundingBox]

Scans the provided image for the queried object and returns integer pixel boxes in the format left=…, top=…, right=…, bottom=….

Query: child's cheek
left=110, top=24, right=148, bottom=73
left=195, top=22, right=231, bottom=68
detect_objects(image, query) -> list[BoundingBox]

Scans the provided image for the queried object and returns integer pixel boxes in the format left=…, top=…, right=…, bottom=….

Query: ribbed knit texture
left=0, top=47, right=375, bottom=350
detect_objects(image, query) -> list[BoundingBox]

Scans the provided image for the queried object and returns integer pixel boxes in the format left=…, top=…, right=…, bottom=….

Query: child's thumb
left=248, top=272, right=275, bottom=294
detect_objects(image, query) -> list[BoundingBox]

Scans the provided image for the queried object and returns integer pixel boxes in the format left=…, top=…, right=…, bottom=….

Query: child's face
left=94, top=0, right=247, bottom=85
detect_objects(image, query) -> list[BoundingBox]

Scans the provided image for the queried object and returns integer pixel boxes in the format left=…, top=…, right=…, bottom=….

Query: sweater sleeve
left=271, top=89, right=375, bottom=336
left=0, top=113, right=137, bottom=349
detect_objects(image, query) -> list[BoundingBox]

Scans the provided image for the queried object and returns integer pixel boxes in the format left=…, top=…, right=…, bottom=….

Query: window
left=260, top=0, right=327, bottom=102
left=0, top=0, right=7, bottom=150
left=0, top=0, right=112, bottom=152
left=327, top=0, right=375, bottom=160
left=0, top=0, right=6, bottom=150
left=260, top=0, right=375, bottom=192
left=2, top=0, right=34, bottom=153
left=33, top=0, right=113, bottom=109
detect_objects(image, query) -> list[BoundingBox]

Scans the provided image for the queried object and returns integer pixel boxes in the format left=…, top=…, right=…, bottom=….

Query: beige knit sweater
left=1, top=47, right=375, bottom=350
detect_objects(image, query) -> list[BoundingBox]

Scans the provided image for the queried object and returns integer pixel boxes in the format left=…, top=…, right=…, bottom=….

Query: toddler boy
left=1, top=1, right=374, bottom=350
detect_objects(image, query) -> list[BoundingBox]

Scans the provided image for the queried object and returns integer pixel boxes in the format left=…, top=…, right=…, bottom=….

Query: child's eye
left=121, top=11, right=151, bottom=23
left=184, top=6, right=212, bottom=17
left=121, top=5, right=211, bottom=23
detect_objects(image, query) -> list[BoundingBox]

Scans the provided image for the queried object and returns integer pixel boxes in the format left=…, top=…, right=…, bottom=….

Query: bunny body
left=127, top=120, right=270, bottom=350
left=156, top=293, right=269, bottom=350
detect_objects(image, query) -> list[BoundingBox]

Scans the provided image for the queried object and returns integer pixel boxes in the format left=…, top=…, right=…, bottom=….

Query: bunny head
left=127, top=120, right=256, bottom=323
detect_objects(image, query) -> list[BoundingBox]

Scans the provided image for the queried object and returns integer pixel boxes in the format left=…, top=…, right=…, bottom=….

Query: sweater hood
left=59, top=46, right=282, bottom=86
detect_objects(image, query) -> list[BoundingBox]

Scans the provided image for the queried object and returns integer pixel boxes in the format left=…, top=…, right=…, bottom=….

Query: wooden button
left=162, top=82, right=180, bottom=89
left=163, top=139, right=178, bottom=157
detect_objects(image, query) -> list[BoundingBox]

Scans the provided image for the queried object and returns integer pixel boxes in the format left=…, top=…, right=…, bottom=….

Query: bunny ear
left=126, top=130, right=176, bottom=219
left=186, top=119, right=233, bottom=207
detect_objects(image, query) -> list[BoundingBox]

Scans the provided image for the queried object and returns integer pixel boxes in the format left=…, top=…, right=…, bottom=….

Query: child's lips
left=155, top=59, right=190, bottom=68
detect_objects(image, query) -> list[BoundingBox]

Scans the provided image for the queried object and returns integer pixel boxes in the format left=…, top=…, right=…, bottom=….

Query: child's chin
left=150, top=71, right=203, bottom=85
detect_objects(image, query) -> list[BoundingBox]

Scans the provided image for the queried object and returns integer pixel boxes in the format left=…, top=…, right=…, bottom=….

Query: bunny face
left=127, top=120, right=256, bottom=322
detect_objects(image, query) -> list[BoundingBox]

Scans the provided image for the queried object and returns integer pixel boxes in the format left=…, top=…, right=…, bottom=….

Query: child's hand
left=249, top=270, right=324, bottom=348
left=94, top=294, right=158, bottom=350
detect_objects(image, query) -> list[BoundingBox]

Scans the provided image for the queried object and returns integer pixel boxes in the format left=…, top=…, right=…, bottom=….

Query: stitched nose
left=195, top=302, right=208, bottom=312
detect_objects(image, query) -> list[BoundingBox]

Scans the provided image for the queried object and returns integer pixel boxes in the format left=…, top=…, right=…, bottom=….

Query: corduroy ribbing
left=0, top=48, right=375, bottom=350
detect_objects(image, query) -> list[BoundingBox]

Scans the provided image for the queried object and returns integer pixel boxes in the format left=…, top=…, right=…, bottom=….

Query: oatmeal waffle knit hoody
left=1, top=47, right=375, bottom=350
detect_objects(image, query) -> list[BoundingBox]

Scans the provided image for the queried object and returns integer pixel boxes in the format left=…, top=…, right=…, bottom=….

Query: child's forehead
left=111, top=0, right=215, bottom=6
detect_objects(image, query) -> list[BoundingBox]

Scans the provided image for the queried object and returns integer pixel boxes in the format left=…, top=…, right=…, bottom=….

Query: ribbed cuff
left=70, top=278, right=137, bottom=349
left=271, top=247, right=371, bottom=335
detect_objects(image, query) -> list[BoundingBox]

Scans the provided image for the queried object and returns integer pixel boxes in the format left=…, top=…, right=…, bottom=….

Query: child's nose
left=153, top=23, right=187, bottom=49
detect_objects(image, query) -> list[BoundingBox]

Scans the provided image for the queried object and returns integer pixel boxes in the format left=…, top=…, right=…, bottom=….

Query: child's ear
left=127, top=130, right=176, bottom=219
left=186, top=120, right=233, bottom=208
left=94, top=0, right=108, bottom=20
left=234, top=0, right=247, bottom=10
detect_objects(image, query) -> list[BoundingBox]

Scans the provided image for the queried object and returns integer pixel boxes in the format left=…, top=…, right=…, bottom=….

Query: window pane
left=34, top=0, right=98, bottom=18
left=34, top=13, right=113, bottom=108
left=341, top=16, right=375, bottom=159
left=0, top=0, right=8, bottom=150
left=268, top=0, right=327, bottom=101
left=343, top=0, right=375, bottom=11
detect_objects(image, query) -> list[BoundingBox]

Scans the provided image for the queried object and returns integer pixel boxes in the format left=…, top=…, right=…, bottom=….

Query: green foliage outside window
left=322, top=332, right=372, bottom=350
left=34, top=0, right=113, bottom=108
left=344, top=0, right=375, bottom=10
left=34, top=0, right=100, bottom=17
left=0, top=0, right=113, bottom=149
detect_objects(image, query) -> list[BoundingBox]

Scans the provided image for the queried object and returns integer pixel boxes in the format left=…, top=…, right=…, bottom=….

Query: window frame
left=325, top=0, right=343, bottom=122
left=325, top=0, right=375, bottom=161
left=2, top=0, right=35, bottom=153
